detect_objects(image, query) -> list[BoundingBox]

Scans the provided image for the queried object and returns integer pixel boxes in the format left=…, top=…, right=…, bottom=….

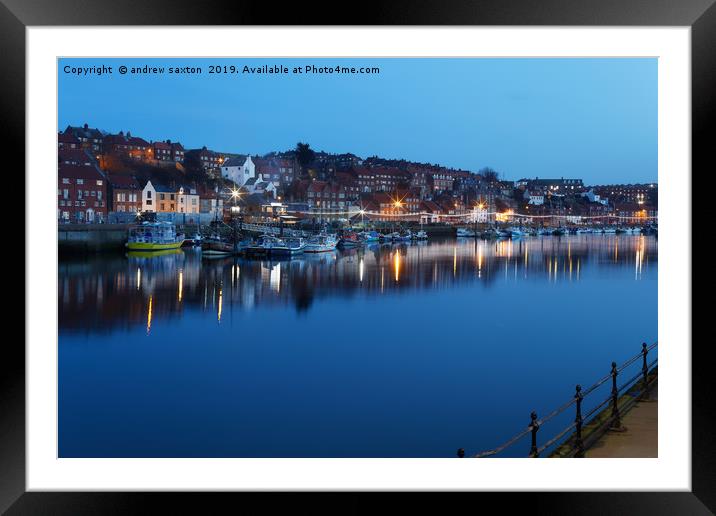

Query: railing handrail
left=468, top=341, right=657, bottom=458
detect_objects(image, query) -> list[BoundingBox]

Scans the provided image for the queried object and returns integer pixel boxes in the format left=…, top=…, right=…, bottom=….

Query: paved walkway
left=585, top=382, right=658, bottom=458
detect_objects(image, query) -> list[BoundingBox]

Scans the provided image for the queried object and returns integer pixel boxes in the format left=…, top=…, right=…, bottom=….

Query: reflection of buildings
left=59, top=236, right=657, bottom=334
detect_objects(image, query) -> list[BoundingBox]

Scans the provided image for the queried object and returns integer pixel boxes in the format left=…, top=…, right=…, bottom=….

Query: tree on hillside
left=479, top=167, right=499, bottom=184
left=295, top=142, right=315, bottom=177
left=182, top=150, right=208, bottom=184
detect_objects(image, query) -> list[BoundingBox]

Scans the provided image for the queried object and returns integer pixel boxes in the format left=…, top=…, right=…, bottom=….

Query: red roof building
left=103, top=131, right=151, bottom=160
left=63, top=123, right=103, bottom=152
left=306, top=180, right=349, bottom=212
left=58, top=132, right=80, bottom=151
left=58, top=164, right=108, bottom=223
left=108, top=174, right=141, bottom=213
left=151, top=140, right=173, bottom=161
left=58, top=148, right=97, bottom=167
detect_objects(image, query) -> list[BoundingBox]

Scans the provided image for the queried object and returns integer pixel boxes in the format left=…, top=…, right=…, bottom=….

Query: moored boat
left=200, top=234, right=235, bottom=256
left=126, top=222, right=185, bottom=251
left=338, top=231, right=362, bottom=248
left=247, top=235, right=306, bottom=256
left=359, top=231, right=380, bottom=242
left=305, top=233, right=338, bottom=253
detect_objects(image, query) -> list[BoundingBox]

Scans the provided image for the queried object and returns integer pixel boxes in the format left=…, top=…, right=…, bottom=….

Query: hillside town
left=58, top=123, right=658, bottom=225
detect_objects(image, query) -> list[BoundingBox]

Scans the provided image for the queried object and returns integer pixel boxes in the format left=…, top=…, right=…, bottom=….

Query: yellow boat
left=126, top=222, right=185, bottom=251
left=126, top=248, right=184, bottom=259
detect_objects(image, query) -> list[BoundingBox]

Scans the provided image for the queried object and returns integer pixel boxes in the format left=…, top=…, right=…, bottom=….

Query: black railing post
left=529, top=411, right=539, bottom=457
left=610, top=361, right=623, bottom=430
left=457, top=448, right=465, bottom=458
left=641, top=342, right=650, bottom=398
left=574, top=384, right=585, bottom=457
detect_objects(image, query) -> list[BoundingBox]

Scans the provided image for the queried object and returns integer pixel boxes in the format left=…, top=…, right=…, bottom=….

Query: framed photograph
left=4, top=0, right=709, bottom=513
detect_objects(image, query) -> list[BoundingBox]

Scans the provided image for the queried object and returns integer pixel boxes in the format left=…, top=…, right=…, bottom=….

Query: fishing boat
left=551, top=228, right=566, bottom=236
left=182, top=233, right=203, bottom=247
left=305, top=233, right=338, bottom=253
left=201, top=234, right=234, bottom=256
left=395, top=231, right=412, bottom=242
left=496, top=229, right=512, bottom=238
left=126, top=222, right=185, bottom=251
left=380, top=231, right=401, bottom=242
left=247, top=235, right=306, bottom=256
left=456, top=227, right=476, bottom=238
left=412, top=230, right=428, bottom=240
left=359, top=231, right=380, bottom=243
left=339, top=231, right=362, bottom=248
left=509, top=227, right=525, bottom=238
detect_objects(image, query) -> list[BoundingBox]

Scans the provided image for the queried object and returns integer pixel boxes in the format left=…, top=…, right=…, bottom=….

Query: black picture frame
left=3, top=1, right=708, bottom=513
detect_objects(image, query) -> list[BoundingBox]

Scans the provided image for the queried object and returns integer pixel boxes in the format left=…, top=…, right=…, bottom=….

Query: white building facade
left=221, top=156, right=256, bottom=186
left=177, top=185, right=200, bottom=214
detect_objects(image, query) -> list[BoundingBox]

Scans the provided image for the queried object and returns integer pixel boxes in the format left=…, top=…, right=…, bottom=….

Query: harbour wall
left=58, top=224, right=130, bottom=254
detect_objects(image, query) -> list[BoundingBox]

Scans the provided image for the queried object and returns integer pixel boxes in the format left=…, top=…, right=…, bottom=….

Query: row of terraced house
left=58, top=131, right=225, bottom=223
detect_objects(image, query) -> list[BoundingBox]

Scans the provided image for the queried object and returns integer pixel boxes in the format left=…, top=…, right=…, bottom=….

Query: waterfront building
left=419, top=200, right=444, bottom=223
left=142, top=181, right=178, bottom=213
left=176, top=185, right=200, bottom=214
left=58, top=163, right=107, bottom=223
left=199, top=186, right=224, bottom=218
left=306, top=180, right=348, bottom=213
left=108, top=174, right=141, bottom=213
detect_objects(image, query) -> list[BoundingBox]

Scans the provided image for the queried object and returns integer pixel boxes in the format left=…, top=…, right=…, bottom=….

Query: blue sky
left=58, top=58, right=657, bottom=184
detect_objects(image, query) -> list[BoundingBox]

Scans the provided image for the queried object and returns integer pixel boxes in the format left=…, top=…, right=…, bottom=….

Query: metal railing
left=458, top=342, right=657, bottom=459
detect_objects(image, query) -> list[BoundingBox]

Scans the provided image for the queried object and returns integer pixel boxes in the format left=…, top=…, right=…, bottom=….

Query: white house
left=177, top=185, right=200, bottom=214
left=524, top=190, right=545, bottom=205
left=581, top=189, right=609, bottom=206
left=469, top=206, right=488, bottom=223
left=221, top=155, right=256, bottom=187
left=242, top=176, right=277, bottom=198
left=142, top=180, right=157, bottom=212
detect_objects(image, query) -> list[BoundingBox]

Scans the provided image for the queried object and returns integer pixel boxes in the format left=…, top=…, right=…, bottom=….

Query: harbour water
left=58, top=234, right=657, bottom=457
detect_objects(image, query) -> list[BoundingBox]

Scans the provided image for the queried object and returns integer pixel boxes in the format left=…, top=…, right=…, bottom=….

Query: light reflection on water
left=58, top=235, right=657, bottom=458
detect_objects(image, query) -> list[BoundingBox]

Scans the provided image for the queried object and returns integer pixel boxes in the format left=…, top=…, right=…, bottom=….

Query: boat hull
left=304, top=246, right=337, bottom=253
left=126, top=240, right=185, bottom=251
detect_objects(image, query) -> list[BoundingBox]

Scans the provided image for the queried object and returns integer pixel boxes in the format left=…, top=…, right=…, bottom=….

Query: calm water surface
left=59, top=234, right=657, bottom=457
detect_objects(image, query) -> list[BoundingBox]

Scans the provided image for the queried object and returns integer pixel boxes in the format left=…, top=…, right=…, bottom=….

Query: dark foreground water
left=59, top=234, right=657, bottom=457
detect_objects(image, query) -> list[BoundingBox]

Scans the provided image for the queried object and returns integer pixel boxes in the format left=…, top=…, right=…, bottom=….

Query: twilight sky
left=58, top=58, right=657, bottom=184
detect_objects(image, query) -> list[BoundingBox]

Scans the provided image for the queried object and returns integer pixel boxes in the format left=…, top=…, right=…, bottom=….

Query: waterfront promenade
left=585, top=382, right=658, bottom=458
